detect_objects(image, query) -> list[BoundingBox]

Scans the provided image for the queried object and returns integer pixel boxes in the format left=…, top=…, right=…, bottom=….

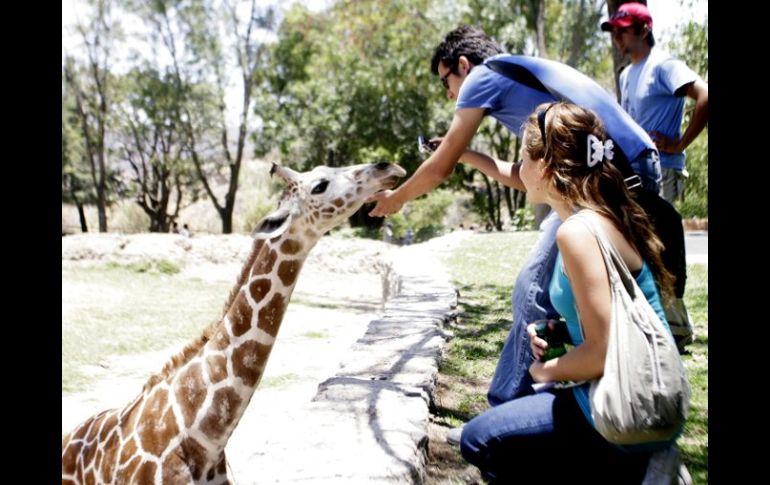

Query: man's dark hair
left=430, top=25, right=504, bottom=75
left=631, top=23, right=656, bottom=47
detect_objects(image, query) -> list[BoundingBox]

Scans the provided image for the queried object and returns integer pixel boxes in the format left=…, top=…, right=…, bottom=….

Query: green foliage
left=512, top=205, right=536, bottom=231
left=667, top=14, right=708, bottom=218
left=675, top=130, right=708, bottom=218
left=253, top=0, right=453, bottom=174
left=343, top=225, right=382, bottom=240
left=547, top=0, right=614, bottom=85
left=389, top=189, right=455, bottom=242
left=107, top=259, right=182, bottom=275
left=241, top=197, right=279, bottom=234
left=109, top=200, right=152, bottom=233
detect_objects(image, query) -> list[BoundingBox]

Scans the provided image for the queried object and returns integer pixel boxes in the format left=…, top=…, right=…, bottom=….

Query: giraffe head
left=253, top=162, right=406, bottom=240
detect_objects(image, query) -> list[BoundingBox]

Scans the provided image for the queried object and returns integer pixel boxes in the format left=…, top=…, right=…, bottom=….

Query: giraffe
left=62, top=161, right=406, bottom=484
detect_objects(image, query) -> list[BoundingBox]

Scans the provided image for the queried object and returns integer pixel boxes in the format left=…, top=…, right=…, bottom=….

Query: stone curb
left=303, top=245, right=457, bottom=483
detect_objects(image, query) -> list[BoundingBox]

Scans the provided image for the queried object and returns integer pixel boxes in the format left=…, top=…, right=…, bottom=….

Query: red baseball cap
left=601, top=2, right=653, bottom=31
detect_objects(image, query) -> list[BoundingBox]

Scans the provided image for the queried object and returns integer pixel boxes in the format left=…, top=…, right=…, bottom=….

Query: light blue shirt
left=620, top=49, right=701, bottom=170
left=456, top=54, right=660, bottom=189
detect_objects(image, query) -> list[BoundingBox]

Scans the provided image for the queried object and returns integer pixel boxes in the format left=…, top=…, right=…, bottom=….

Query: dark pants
left=633, top=190, right=687, bottom=298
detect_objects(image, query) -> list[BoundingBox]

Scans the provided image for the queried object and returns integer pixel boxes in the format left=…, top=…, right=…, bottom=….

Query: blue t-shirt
left=456, top=59, right=555, bottom=137
left=456, top=54, right=658, bottom=168
left=620, top=49, right=701, bottom=171
left=549, top=250, right=679, bottom=451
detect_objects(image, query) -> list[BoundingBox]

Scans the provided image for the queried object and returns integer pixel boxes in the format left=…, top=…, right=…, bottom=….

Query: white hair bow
left=586, top=134, right=614, bottom=167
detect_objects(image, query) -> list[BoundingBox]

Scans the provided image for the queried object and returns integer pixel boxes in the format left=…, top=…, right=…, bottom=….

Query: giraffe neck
left=171, top=226, right=318, bottom=455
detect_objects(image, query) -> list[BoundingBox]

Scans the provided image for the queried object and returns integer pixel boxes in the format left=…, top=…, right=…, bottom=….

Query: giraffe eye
left=311, top=180, right=329, bottom=194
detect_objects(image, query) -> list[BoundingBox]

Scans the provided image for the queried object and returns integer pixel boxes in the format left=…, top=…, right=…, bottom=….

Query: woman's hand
left=526, top=322, right=549, bottom=362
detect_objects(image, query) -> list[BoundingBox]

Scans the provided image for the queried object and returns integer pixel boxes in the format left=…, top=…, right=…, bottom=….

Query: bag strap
left=568, top=212, right=637, bottom=299
left=483, top=59, right=641, bottom=187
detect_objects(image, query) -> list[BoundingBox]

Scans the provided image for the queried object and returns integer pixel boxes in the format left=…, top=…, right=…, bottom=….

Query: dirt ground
left=62, top=232, right=485, bottom=483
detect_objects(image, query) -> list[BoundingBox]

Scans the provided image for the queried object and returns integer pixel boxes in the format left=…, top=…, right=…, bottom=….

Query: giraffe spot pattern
left=258, top=293, right=286, bottom=328
left=161, top=451, right=192, bottom=483
left=100, top=431, right=119, bottom=483
left=118, top=397, right=142, bottom=436
left=133, top=460, right=157, bottom=483
left=116, top=455, right=141, bottom=482
left=174, top=363, right=206, bottom=428
left=210, top=326, right=230, bottom=351
left=98, top=413, right=118, bottom=442
left=118, top=437, right=137, bottom=465
left=178, top=437, right=209, bottom=481
left=280, top=238, right=303, bottom=255
left=248, top=278, right=272, bottom=303
left=199, top=387, right=243, bottom=440
left=251, top=248, right=277, bottom=275
left=137, top=388, right=179, bottom=456
left=62, top=440, right=83, bottom=475
left=206, top=355, right=228, bottom=383
left=228, top=291, right=254, bottom=337
left=277, top=260, right=301, bottom=287
left=231, top=340, right=264, bottom=386
left=85, top=412, right=107, bottom=442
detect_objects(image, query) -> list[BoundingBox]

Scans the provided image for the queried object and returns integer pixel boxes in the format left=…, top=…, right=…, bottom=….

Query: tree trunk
left=76, top=203, right=88, bottom=233
left=480, top=173, right=496, bottom=229
left=534, top=0, right=547, bottom=56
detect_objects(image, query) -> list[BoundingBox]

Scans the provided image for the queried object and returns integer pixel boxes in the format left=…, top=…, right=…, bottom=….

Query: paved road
left=685, top=231, right=708, bottom=264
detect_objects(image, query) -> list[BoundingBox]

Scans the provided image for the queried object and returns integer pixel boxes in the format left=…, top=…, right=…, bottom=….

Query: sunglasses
left=440, top=64, right=456, bottom=90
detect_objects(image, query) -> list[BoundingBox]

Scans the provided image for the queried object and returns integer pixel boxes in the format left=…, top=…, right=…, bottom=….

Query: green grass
left=437, top=232, right=708, bottom=482
left=679, top=264, right=708, bottom=483
left=260, top=373, right=303, bottom=389
left=62, top=264, right=231, bottom=393
left=301, top=330, right=329, bottom=339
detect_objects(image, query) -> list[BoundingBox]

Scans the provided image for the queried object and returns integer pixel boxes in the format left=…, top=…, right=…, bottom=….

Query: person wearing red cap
left=601, top=2, right=707, bottom=358
left=601, top=2, right=708, bottom=206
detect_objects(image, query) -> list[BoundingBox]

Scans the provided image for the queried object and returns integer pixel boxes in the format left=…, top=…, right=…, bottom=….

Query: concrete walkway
left=62, top=235, right=459, bottom=483
left=226, top=244, right=458, bottom=484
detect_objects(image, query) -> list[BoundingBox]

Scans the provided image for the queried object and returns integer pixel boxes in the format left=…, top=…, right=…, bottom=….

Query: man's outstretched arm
left=369, top=107, right=485, bottom=217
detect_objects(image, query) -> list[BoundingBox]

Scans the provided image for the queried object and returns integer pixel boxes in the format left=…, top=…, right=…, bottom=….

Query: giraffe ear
left=252, top=206, right=292, bottom=239
left=270, top=163, right=300, bottom=185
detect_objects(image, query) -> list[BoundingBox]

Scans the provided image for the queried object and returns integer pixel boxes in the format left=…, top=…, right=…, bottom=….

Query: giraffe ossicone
left=62, top=161, right=406, bottom=484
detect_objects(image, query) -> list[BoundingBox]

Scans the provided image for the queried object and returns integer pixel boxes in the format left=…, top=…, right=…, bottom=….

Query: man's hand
left=650, top=131, right=682, bottom=154
left=368, top=190, right=403, bottom=217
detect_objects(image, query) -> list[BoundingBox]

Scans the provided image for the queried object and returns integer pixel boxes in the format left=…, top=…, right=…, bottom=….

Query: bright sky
left=646, top=0, right=708, bottom=46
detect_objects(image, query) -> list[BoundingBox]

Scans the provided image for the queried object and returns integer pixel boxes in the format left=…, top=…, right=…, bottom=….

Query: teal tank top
left=549, top=251, right=679, bottom=451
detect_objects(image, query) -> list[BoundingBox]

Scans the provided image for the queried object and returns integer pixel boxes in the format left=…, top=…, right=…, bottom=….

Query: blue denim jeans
left=487, top=210, right=561, bottom=405
left=461, top=389, right=651, bottom=483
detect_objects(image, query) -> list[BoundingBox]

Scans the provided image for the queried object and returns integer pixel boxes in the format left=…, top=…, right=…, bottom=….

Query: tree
left=666, top=10, right=708, bottom=217
left=63, top=0, right=122, bottom=232
left=131, top=0, right=276, bottom=233
left=62, top=77, right=93, bottom=233
left=116, top=68, right=197, bottom=232
left=253, top=0, right=453, bottom=228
